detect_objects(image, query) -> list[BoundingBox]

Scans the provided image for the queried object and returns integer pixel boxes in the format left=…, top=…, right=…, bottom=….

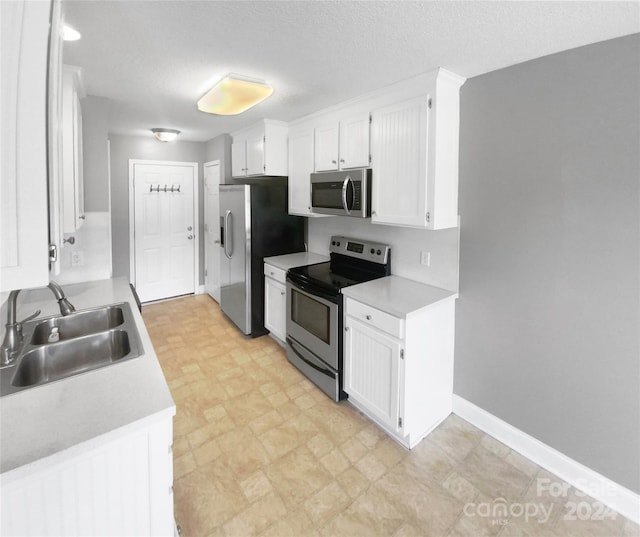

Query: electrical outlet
left=71, top=250, right=84, bottom=267
left=420, top=251, right=431, bottom=267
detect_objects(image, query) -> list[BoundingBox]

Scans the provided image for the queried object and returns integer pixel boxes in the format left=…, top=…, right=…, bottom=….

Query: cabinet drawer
left=345, top=298, right=404, bottom=339
left=264, top=263, right=286, bottom=283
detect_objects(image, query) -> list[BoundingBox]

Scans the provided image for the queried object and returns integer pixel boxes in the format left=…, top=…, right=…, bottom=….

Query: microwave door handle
left=342, top=176, right=352, bottom=215
left=224, top=210, right=232, bottom=258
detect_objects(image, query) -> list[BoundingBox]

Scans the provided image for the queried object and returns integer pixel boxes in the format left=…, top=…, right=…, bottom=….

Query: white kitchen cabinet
left=343, top=276, right=457, bottom=449
left=370, top=68, right=465, bottom=230
left=231, top=119, right=288, bottom=177
left=288, top=126, right=322, bottom=217
left=62, top=65, right=86, bottom=233
left=264, top=262, right=287, bottom=343
left=0, top=0, right=51, bottom=292
left=1, top=414, right=175, bottom=536
left=314, top=113, right=370, bottom=172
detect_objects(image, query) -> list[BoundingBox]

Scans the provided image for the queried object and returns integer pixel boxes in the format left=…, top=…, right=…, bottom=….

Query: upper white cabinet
left=314, top=113, right=370, bottom=172
left=231, top=119, right=288, bottom=177
left=370, top=69, right=465, bottom=230
left=62, top=65, right=86, bottom=233
left=0, top=0, right=51, bottom=292
left=287, top=126, right=316, bottom=216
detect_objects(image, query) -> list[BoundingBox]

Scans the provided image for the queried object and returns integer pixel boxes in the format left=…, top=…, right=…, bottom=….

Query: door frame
left=128, top=159, right=199, bottom=296
left=203, top=159, right=221, bottom=302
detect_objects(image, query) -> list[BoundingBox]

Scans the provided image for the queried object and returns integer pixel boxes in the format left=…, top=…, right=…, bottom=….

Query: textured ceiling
left=62, top=0, right=640, bottom=142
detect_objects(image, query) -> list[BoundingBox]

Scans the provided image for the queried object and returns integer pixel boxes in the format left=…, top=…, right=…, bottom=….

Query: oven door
left=286, top=281, right=339, bottom=369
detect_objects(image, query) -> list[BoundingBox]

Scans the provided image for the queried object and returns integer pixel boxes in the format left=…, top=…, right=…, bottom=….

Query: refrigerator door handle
left=224, top=210, right=233, bottom=258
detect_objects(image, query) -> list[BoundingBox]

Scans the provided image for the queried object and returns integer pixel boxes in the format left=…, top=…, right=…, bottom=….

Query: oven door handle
left=286, top=277, right=338, bottom=304
left=286, top=337, right=335, bottom=377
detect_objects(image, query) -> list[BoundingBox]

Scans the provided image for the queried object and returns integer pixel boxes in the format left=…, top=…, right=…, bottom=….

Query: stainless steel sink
left=0, top=302, right=143, bottom=396
left=30, top=305, right=125, bottom=344
left=13, top=330, right=132, bottom=387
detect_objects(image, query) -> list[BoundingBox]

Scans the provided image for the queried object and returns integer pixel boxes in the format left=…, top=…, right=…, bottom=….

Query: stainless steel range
left=285, top=236, right=391, bottom=401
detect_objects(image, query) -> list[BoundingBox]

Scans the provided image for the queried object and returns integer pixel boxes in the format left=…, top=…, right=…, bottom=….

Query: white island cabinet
left=342, top=276, right=457, bottom=449
left=0, top=279, right=176, bottom=536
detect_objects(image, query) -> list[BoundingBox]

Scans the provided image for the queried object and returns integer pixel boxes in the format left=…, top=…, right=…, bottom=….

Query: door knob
left=187, top=235, right=193, bottom=240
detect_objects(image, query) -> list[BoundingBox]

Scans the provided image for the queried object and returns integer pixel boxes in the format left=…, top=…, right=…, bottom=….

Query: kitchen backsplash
left=307, top=216, right=459, bottom=292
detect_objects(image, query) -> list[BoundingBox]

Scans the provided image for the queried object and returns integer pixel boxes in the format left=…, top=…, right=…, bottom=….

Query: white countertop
left=0, top=278, right=175, bottom=477
left=264, top=251, right=329, bottom=271
left=342, top=275, right=458, bottom=318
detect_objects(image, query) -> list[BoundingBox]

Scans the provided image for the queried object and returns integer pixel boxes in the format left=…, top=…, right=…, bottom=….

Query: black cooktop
left=287, top=236, right=391, bottom=296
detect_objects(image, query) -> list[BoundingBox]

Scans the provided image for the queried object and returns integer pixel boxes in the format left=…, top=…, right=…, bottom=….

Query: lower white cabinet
left=0, top=415, right=175, bottom=536
left=343, top=282, right=456, bottom=449
left=264, top=262, right=287, bottom=343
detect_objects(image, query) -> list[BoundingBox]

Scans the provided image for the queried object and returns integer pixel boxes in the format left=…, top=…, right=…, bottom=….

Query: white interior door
left=131, top=161, right=197, bottom=303
left=204, top=161, right=221, bottom=302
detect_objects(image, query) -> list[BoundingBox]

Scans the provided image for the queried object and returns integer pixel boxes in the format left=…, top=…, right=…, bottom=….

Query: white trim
left=128, top=159, right=199, bottom=298
left=452, top=395, right=640, bottom=524
left=196, top=285, right=205, bottom=295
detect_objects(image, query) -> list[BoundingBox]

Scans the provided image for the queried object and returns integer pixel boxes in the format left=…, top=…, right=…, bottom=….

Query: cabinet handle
left=345, top=326, right=350, bottom=332
left=331, top=160, right=337, bottom=164
left=270, top=271, right=274, bottom=276
left=340, top=158, right=345, bottom=163
left=366, top=314, right=372, bottom=320
left=79, top=215, right=86, bottom=220
left=280, top=291, right=285, bottom=296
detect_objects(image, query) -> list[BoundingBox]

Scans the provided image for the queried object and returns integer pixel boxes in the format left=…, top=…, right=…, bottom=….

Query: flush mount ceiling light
left=197, top=74, right=274, bottom=115
left=62, top=24, right=81, bottom=41
left=151, top=128, right=180, bottom=142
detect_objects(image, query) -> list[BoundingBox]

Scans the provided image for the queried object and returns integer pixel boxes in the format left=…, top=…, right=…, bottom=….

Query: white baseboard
left=452, top=394, right=640, bottom=524
left=196, top=285, right=205, bottom=295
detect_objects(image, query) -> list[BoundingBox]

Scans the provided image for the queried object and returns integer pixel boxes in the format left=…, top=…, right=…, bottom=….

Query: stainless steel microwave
left=310, top=168, right=371, bottom=218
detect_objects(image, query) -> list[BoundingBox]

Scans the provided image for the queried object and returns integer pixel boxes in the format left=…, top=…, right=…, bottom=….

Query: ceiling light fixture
left=151, top=128, right=180, bottom=142
left=197, top=74, right=273, bottom=115
left=62, top=24, right=82, bottom=41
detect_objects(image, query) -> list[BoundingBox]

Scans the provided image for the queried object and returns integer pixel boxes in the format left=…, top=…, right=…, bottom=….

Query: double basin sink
left=0, top=302, right=143, bottom=397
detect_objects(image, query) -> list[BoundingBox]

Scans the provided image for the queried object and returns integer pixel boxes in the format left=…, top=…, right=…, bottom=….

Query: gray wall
left=205, top=133, right=233, bottom=184
left=109, top=135, right=206, bottom=283
left=455, top=34, right=640, bottom=493
left=81, top=96, right=111, bottom=212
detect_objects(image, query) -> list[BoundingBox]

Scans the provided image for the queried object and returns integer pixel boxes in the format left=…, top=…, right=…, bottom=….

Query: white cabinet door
left=231, top=140, right=247, bottom=177
left=370, top=96, right=430, bottom=228
left=264, top=275, right=286, bottom=341
left=339, top=114, right=370, bottom=169
left=288, top=127, right=315, bottom=216
left=0, top=0, right=50, bottom=292
left=314, top=123, right=339, bottom=171
left=344, top=316, right=402, bottom=433
left=245, top=128, right=265, bottom=176
left=62, top=66, right=86, bottom=233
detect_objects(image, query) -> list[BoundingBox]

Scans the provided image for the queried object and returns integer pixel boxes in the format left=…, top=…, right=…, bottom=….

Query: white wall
left=308, top=217, right=459, bottom=292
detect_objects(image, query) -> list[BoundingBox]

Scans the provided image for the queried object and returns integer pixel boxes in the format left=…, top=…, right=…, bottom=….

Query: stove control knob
left=377, top=249, right=382, bottom=255
left=370, top=248, right=375, bottom=254
left=336, top=241, right=341, bottom=247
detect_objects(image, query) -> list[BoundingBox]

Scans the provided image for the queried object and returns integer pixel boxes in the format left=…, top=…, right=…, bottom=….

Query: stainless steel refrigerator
left=219, top=183, right=305, bottom=337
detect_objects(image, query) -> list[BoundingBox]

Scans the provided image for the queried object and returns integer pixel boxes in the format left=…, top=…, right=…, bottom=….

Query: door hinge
left=369, top=154, right=372, bottom=165
left=428, top=98, right=432, bottom=109
left=398, top=417, right=403, bottom=428
left=204, top=268, right=208, bottom=277
left=48, top=244, right=58, bottom=263
left=369, top=113, right=372, bottom=124
left=400, top=349, right=404, bottom=359
left=426, top=212, right=430, bottom=223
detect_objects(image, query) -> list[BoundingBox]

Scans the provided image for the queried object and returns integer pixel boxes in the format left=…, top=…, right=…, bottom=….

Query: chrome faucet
left=0, top=281, right=75, bottom=366
left=47, top=281, right=76, bottom=316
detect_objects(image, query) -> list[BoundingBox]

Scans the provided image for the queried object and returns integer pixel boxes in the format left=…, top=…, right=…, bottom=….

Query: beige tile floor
left=143, top=295, right=639, bottom=537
